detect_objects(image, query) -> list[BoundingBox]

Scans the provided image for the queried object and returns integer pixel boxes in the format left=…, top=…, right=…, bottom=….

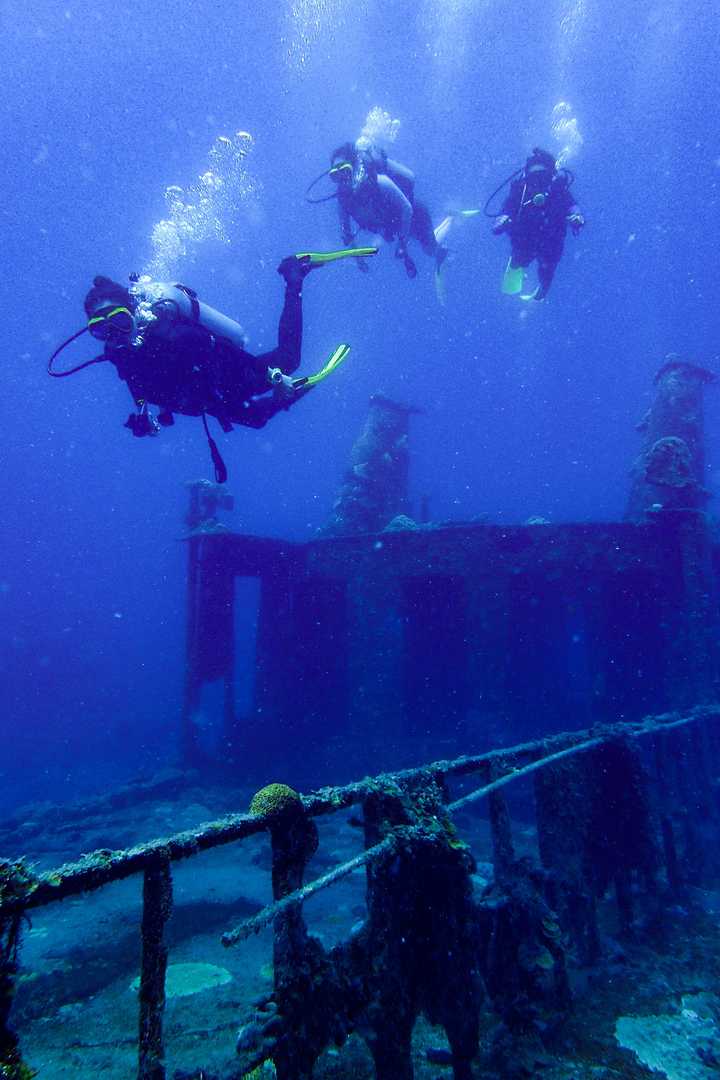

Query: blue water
left=2, top=0, right=719, bottom=810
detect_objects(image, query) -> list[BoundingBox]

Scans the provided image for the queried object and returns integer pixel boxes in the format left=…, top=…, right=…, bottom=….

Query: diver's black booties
left=277, top=254, right=313, bottom=288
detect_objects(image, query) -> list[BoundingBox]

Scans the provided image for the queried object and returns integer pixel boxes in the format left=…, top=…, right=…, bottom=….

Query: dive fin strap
left=294, top=247, right=378, bottom=265
left=293, top=343, right=351, bottom=389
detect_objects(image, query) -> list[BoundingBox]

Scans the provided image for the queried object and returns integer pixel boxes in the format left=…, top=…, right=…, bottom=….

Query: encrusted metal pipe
left=138, top=858, right=173, bottom=1080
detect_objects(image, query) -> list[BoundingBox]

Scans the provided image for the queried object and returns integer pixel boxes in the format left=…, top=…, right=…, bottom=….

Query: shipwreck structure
left=2, top=708, right=719, bottom=1079
left=181, top=357, right=719, bottom=777
left=1, top=356, right=719, bottom=1080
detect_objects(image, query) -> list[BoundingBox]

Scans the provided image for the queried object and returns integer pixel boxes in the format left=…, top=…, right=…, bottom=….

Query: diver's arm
left=338, top=202, right=355, bottom=246
left=501, top=179, right=523, bottom=218
left=233, top=385, right=310, bottom=429
left=565, top=195, right=585, bottom=233
left=494, top=180, right=523, bottom=234
left=123, top=384, right=160, bottom=437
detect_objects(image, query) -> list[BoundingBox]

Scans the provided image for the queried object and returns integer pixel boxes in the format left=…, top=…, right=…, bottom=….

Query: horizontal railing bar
left=447, top=736, right=605, bottom=813
left=302, top=707, right=720, bottom=815
left=448, top=710, right=712, bottom=813
left=222, top=836, right=395, bottom=947
left=221, top=707, right=719, bottom=945
left=3, top=813, right=267, bottom=914
left=2, top=706, right=716, bottom=916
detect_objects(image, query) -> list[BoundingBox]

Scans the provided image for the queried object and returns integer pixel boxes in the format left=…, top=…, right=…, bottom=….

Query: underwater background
left=2, top=0, right=720, bottom=811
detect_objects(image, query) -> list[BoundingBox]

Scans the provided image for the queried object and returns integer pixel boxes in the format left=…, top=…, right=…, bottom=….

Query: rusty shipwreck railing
left=1, top=705, right=719, bottom=1079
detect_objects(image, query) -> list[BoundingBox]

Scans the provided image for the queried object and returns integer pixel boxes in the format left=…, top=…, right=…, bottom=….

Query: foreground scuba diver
left=308, top=140, right=452, bottom=296
left=489, top=147, right=585, bottom=301
left=48, top=250, right=374, bottom=481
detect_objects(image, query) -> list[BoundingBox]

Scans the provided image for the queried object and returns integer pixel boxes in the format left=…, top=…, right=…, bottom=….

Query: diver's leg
left=509, top=239, right=533, bottom=269
left=501, top=240, right=532, bottom=295
left=376, top=175, right=416, bottom=276
left=259, top=260, right=311, bottom=374
left=410, top=200, right=440, bottom=256
left=535, top=257, right=558, bottom=300
left=276, top=280, right=303, bottom=373
left=384, top=158, right=416, bottom=200
left=534, top=235, right=564, bottom=298
left=376, top=174, right=413, bottom=240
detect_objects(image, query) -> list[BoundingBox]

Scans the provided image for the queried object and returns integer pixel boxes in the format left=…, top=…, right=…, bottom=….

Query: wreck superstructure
left=181, top=359, right=719, bottom=775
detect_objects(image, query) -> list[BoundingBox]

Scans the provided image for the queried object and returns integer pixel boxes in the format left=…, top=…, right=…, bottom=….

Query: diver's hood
left=84, top=275, right=132, bottom=318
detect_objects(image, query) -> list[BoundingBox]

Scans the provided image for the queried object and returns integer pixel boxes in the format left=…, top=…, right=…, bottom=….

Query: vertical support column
left=0, top=868, right=29, bottom=1079
left=652, top=731, right=682, bottom=892
left=361, top=788, right=418, bottom=1080
left=487, top=760, right=515, bottom=885
left=464, top=580, right=514, bottom=740
left=321, top=395, right=420, bottom=535
left=345, top=574, right=405, bottom=766
left=625, top=360, right=718, bottom=706
left=181, top=481, right=235, bottom=765
left=258, top=787, right=319, bottom=1080
left=138, top=858, right=173, bottom=1080
left=655, top=511, right=718, bottom=705
left=253, top=569, right=299, bottom=730
left=181, top=534, right=203, bottom=764
left=534, top=755, right=600, bottom=963
left=626, top=358, right=715, bottom=521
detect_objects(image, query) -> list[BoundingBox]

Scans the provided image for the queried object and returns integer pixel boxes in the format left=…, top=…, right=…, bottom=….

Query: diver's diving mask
left=87, top=305, right=134, bottom=340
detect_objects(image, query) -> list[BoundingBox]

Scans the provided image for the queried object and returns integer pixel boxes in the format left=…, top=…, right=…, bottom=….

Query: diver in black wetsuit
left=82, top=257, right=311, bottom=440
left=492, top=147, right=585, bottom=300
left=329, top=140, right=447, bottom=279
left=48, top=254, right=353, bottom=481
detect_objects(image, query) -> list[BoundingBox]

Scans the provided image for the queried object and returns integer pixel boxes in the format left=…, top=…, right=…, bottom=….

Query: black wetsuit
left=106, top=279, right=304, bottom=431
left=502, top=171, right=581, bottom=295
left=337, top=146, right=440, bottom=265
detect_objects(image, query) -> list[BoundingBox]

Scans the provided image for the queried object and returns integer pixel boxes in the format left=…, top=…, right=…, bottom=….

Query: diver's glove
left=125, top=408, right=160, bottom=437
left=567, top=213, right=585, bottom=235
left=267, top=367, right=297, bottom=399
left=492, top=214, right=511, bottom=235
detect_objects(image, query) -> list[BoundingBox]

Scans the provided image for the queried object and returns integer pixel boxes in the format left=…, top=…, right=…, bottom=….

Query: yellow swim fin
left=502, top=259, right=524, bottom=295
left=293, top=343, right=351, bottom=389
left=294, top=247, right=378, bottom=265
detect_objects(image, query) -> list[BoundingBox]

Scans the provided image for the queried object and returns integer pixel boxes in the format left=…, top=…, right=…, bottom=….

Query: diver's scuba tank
left=131, top=279, right=247, bottom=350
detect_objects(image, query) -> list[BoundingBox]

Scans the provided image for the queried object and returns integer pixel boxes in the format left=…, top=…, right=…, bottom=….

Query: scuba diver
left=307, top=139, right=451, bottom=294
left=489, top=147, right=585, bottom=301
left=48, top=249, right=374, bottom=482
